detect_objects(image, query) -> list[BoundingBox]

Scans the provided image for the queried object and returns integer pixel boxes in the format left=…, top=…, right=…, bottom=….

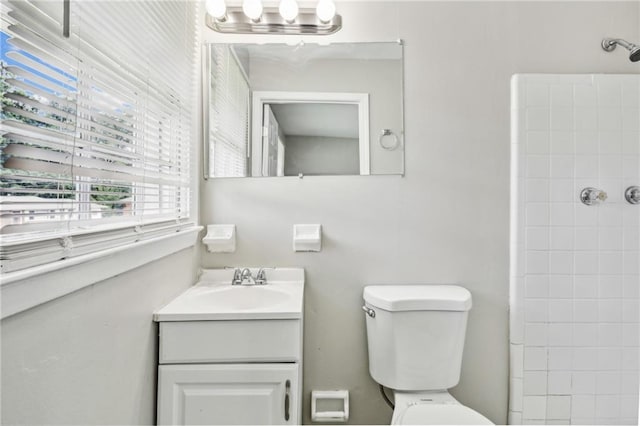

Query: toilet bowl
left=391, top=391, right=492, bottom=425
left=362, top=285, right=493, bottom=425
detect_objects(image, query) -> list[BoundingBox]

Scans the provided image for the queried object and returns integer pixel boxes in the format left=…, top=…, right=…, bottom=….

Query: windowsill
left=0, top=226, right=203, bottom=319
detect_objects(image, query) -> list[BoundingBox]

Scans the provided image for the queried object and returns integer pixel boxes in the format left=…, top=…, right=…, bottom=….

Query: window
left=1, top=0, right=198, bottom=273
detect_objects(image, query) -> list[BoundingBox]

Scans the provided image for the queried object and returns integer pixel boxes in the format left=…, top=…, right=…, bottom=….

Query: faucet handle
left=232, top=268, right=242, bottom=285
left=256, top=268, right=267, bottom=285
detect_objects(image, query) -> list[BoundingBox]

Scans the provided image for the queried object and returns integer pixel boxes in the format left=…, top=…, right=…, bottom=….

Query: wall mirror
left=203, top=42, right=404, bottom=178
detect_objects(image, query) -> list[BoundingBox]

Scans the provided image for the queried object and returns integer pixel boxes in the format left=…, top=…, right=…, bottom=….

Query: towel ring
left=379, top=129, right=400, bottom=151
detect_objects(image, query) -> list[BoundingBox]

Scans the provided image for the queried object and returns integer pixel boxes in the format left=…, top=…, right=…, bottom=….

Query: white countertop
left=153, top=268, right=304, bottom=321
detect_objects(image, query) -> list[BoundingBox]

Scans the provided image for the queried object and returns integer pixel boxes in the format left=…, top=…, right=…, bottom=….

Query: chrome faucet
left=240, top=268, right=255, bottom=285
left=231, top=268, right=268, bottom=285
left=255, top=268, right=267, bottom=285
left=232, top=268, right=243, bottom=285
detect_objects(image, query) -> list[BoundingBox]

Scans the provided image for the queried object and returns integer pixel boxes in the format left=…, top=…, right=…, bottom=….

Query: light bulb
left=279, top=0, right=299, bottom=23
left=316, top=0, right=336, bottom=23
left=242, top=0, right=263, bottom=21
left=205, top=0, right=227, bottom=20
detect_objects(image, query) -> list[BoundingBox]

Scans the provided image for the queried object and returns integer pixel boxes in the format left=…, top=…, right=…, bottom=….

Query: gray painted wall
left=202, top=2, right=640, bottom=424
left=1, top=248, right=198, bottom=425
left=284, top=136, right=360, bottom=176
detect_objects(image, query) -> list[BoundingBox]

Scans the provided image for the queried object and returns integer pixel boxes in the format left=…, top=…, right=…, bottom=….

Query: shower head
left=602, top=38, right=640, bottom=62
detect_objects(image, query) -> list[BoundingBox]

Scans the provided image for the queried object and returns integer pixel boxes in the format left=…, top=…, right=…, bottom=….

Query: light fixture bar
left=206, top=7, right=342, bottom=35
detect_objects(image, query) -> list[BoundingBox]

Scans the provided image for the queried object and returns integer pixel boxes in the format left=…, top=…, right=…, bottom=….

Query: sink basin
left=153, top=268, right=304, bottom=321
left=189, top=286, right=292, bottom=311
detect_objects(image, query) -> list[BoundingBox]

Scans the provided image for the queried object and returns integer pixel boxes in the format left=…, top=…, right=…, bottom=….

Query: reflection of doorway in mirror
left=252, top=91, right=370, bottom=176
left=263, top=104, right=280, bottom=177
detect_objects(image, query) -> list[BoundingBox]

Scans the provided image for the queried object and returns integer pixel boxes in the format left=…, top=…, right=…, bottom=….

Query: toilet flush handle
left=361, top=305, right=376, bottom=318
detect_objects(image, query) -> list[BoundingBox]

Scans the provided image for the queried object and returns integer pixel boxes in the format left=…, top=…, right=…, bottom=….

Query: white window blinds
left=0, top=0, right=198, bottom=272
left=209, top=45, right=250, bottom=178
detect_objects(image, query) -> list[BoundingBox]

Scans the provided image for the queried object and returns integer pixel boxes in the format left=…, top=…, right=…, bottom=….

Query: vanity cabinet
left=154, top=268, right=305, bottom=426
left=156, top=319, right=302, bottom=426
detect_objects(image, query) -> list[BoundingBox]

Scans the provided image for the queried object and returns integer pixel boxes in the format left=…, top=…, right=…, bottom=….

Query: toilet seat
left=395, top=403, right=493, bottom=425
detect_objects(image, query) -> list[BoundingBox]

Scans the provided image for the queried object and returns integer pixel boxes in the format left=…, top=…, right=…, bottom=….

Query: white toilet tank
left=363, top=285, right=472, bottom=391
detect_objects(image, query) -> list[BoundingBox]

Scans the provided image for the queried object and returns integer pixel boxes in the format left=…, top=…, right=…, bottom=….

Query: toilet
left=362, top=285, right=493, bottom=425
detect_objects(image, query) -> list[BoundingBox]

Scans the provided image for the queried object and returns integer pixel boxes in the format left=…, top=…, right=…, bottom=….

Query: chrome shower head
left=602, top=38, right=640, bottom=62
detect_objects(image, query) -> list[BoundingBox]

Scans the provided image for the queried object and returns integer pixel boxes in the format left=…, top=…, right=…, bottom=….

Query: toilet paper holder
left=311, top=390, right=349, bottom=423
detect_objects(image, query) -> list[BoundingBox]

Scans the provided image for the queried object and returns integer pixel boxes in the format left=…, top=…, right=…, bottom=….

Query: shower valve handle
left=580, top=187, right=607, bottom=206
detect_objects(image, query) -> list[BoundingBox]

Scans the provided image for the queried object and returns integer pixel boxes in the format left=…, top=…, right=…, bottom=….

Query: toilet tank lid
left=363, top=285, right=472, bottom=312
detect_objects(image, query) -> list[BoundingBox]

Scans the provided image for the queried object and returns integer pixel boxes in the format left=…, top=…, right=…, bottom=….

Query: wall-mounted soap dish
left=202, top=224, right=236, bottom=253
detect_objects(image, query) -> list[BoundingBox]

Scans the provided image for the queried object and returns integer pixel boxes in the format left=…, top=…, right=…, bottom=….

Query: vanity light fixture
left=205, top=0, right=228, bottom=21
left=205, top=0, right=341, bottom=35
left=316, top=0, right=336, bottom=23
left=279, top=0, right=299, bottom=23
left=242, top=0, right=263, bottom=22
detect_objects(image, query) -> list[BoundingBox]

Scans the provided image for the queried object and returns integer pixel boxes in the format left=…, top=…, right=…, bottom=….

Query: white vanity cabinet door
left=157, top=363, right=300, bottom=426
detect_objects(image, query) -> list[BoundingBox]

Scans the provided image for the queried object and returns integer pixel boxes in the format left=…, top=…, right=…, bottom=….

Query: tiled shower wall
left=510, top=75, right=640, bottom=425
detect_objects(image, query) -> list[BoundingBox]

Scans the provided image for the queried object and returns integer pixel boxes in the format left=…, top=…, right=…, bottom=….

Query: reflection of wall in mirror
left=248, top=58, right=402, bottom=175
left=284, top=136, right=359, bottom=176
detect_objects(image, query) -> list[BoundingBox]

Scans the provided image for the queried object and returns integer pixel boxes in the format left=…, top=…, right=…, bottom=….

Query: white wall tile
left=550, top=203, right=574, bottom=226
left=548, top=324, right=572, bottom=346
left=572, top=372, right=596, bottom=394
left=551, top=85, right=573, bottom=108
left=550, top=157, right=574, bottom=179
left=528, top=132, right=551, bottom=154
left=572, top=395, right=595, bottom=418
left=552, top=108, right=573, bottom=131
left=575, top=108, right=598, bottom=131
left=549, top=300, right=573, bottom=322
left=621, top=348, right=639, bottom=371
left=525, top=323, right=548, bottom=347
left=573, top=324, right=598, bottom=347
left=573, top=300, right=598, bottom=323
left=574, top=275, right=598, bottom=298
left=525, top=347, right=548, bottom=371
left=550, top=132, right=574, bottom=155
left=598, top=299, right=622, bottom=323
left=596, top=372, right=622, bottom=395
left=574, top=229, right=599, bottom=251
left=526, top=179, right=550, bottom=202
left=575, top=132, right=598, bottom=154
left=526, top=299, right=549, bottom=323
left=527, top=228, right=550, bottom=250
left=621, top=373, right=639, bottom=395
left=598, top=276, right=623, bottom=298
left=549, top=275, right=572, bottom=298
left=527, top=108, right=551, bottom=130
left=550, top=180, right=574, bottom=203
left=527, top=157, right=551, bottom=178
left=527, top=203, right=550, bottom=226
left=524, top=371, right=548, bottom=395
left=572, top=348, right=598, bottom=371
left=526, top=276, right=549, bottom=298
left=574, top=252, right=599, bottom=275
left=548, top=347, right=573, bottom=370
left=547, top=395, right=571, bottom=419
left=595, top=395, right=621, bottom=418
left=597, top=348, right=622, bottom=371
left=547, top=371, right=572, bottom=395
left=523, top=396, right=547, bottom=420
left=549, top=252, right=573, bottom=275
left=599, top=132, right=623, bottom=155
left=620, top=396, right=639, bottom=419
